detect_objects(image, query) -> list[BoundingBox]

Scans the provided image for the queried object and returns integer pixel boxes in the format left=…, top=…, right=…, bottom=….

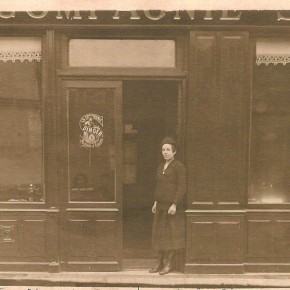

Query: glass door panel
left=68, top=88, right=116, bottom=202
left=61, top=80, right=122, bottom=206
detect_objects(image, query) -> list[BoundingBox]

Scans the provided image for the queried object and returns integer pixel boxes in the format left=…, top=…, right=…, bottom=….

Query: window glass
left=250, top=39, right=290, bottom=204
left=0, top=37, right=43, bottom=203
left=0, top=107, right=44, bottom=202
left=0, top=61, right=41, bottom=100
left=69, top=39, right=175, bottom=67
left=68, top=88, right=115, bottom=202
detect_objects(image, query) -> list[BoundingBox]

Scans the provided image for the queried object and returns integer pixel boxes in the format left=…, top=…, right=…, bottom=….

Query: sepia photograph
left=1, top=1, right=290, bottom=289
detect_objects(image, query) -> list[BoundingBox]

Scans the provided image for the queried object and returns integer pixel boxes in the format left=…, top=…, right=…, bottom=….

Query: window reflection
left=70, top=172, right=114, bottom=202
left=250, top=63, right=290, bottom=204
left=0, top=37, right=43, bottom=203
left=0, top=107, right=44, bottom=202
left=16, top=184, right=43, bottom=202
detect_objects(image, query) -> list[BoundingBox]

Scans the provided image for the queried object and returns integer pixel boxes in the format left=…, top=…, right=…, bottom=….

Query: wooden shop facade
left=1, top=10, right=290, bottom=274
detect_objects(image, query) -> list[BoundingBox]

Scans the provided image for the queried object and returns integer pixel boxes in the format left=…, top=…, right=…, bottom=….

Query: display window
left=250, top=38, right=290, bottom=204
left=0, top=37, right=44, bottom=203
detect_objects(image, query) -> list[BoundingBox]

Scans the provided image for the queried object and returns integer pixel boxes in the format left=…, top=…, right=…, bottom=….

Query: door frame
left=57, top=79, right=123, bottom=271
left=121, top=79, right=186, bottom=267
left=56, top=72, right=187, bottom=271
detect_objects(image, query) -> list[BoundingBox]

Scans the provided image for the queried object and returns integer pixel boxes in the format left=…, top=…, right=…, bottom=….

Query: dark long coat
left=152, top=159, right=186, bottom=251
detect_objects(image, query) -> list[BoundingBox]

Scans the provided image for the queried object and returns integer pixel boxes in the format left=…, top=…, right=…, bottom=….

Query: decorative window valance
left=0, top=37, right=42, bottom=63
left=256, top=39, right=290, bottom=66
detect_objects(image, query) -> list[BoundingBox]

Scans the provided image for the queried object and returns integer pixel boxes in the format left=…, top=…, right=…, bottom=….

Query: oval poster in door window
left=79, top=113, right=104, bottom=148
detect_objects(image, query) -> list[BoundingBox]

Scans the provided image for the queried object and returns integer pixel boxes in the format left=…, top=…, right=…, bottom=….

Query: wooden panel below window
left=0, top=219, right=18, bottom=257
left=62, top=211, right=120, bottom=271
left=21, top=219, right=47, bottom=258
left=247, top=220, right=272, bottom=258
left=246, top=213, right=290, bottom=261
left=0, top=214, right=48, bottom=259
left=186, top=213, right=243, bottom=264
left=95, top=220, right=117, bottom=260
left=274, top=220, right=290, bottom=258
left=245, top=212, right=290, bottom=272
left=217, top=221, right=241, bottom=261
left=0, top=212, right=50, bottom=271
left=67, top=219, right=95, bottom=258
left=189, top=221, right=215, bottom=261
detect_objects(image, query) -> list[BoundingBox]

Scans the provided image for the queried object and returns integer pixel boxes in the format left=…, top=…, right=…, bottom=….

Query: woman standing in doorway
left=149, top=137, right=186, bottom=275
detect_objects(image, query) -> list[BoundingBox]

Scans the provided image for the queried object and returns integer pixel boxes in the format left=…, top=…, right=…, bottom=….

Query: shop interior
left=122, top=80, right=178, bottom=261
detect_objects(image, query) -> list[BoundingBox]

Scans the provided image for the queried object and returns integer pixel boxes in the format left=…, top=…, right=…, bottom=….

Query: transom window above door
left=69, top=39, right=176, bottom=67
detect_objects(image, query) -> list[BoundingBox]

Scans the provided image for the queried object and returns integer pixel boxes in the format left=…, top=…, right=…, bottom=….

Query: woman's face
left=162, top=143, right=176, bottom=161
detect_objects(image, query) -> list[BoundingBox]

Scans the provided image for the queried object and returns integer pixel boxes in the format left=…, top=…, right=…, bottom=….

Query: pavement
left=1, top=271, right=290, bottom=288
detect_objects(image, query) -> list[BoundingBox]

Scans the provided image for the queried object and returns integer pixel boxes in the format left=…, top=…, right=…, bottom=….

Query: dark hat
left=161, top=137, right=176, bottom=146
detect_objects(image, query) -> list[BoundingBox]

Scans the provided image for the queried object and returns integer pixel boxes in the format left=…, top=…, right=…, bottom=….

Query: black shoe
left=159, top=251, right=173, bottom=275
left=149, top=262, right=162, bottom=273
left=149, top=251, right=164, bottom=273
left=159, top=264, right=173, bottom=275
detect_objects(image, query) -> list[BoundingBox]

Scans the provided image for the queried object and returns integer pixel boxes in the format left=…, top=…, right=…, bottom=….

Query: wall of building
left=0, top=20, right=289, bottom=273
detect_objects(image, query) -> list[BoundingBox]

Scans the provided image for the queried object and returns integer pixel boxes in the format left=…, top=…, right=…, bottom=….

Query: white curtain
left=256, top=38, right=290, bottom=66
left=0, top=37, right=42, bottom=63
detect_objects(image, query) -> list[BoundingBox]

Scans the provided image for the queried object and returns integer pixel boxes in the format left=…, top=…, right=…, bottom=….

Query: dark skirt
left=152, top=208, right=185, bottom=251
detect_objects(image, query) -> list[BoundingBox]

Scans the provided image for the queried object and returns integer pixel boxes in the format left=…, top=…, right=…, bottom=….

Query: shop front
left=0, top=10, right=290, bottom=274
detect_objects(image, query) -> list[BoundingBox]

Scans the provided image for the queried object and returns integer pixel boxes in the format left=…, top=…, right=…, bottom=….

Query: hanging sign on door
left=79, top=113, right=104, bottom=148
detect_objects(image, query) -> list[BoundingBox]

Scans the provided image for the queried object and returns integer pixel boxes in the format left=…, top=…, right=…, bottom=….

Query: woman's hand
left=152, top=201, right=157, bottom=213
left=168, top=204, right=177, bottom=215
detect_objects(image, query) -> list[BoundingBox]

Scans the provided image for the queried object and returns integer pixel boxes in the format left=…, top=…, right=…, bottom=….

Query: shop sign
left=0, top=10, right=290, bottom=24
left=79, top=113, right=103, bottom=148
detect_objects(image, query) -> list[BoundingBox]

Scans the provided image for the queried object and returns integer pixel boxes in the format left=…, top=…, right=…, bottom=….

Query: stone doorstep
left=1, top=272, right=290, bottom=287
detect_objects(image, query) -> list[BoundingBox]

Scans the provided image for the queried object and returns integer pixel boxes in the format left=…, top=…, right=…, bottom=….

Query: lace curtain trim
left=0, top=51, right=42, bottom=63
left=256, top=54, right=290, bottom=66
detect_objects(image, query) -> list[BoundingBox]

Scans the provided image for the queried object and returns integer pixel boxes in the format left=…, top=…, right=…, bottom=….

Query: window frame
left=0, top=31, right=51, bottom=209
left=248, top=34, right=290, bottom=209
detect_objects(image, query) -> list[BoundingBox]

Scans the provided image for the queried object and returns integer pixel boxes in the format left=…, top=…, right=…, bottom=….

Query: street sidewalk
left=1, top=271, right=290, bottom=288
